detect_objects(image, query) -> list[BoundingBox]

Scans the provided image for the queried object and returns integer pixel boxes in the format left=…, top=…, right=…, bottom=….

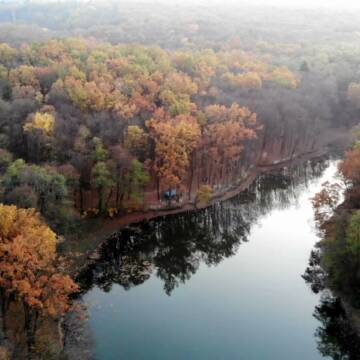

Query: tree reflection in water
left=303, top=181, right=360, bottom=360
left=78, top=159, right=327, bottom=295
left=304, top=251, right=360, bottom=359
left=78, top=158, right=360, bottom=358
left=313, top=294, right=360, bottom=360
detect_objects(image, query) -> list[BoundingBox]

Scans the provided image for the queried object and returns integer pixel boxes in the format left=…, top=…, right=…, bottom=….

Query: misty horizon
left=3, top=0, right=360, bottom=10
left=0, top=1, right=360, bottom=359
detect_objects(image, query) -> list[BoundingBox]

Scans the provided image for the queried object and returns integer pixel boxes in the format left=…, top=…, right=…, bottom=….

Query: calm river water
left=78, top=160, right=358, bottom=359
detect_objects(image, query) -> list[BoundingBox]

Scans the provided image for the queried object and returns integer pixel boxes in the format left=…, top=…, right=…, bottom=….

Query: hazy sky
left=142, top=0, right=360, bottom=9
left=36, top=0, right=360, bottom=10
left=244, top=0, right=360, bottom=8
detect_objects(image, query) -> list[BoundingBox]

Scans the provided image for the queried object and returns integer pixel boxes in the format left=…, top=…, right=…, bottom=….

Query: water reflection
left=314, top=294, right=360, bottom=360
left=78, top=158, right=360, bottom=359
left=304, top=247, right=360, bottom=359
left=78, top=159, right=327, bottom=296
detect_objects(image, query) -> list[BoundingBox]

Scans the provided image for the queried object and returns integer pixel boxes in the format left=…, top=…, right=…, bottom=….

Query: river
left=77, top=159, right=358, bottom=360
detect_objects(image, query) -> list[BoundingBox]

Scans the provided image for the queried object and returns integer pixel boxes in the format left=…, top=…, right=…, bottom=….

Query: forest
left=1, top=1, right=360, bottom=359
left=0, top=34, right=358, bottom=235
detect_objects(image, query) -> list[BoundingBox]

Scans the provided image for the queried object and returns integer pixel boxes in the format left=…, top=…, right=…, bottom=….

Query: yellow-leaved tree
left=23, top=112, right=55, bottom=136
left=0, top=204, right=78, bottom=352
left=147, top=112, right=201, bottom=195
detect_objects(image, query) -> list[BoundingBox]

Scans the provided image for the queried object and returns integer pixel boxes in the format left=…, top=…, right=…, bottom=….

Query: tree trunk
left=115, top=181, right=120, bottom=208
left=105, top=188, right=113, bottom=209
left=188, top=153, right=195, bottom=199
left=23, top=301, right=38, bottom=360
left=98, top=187, right=104, bottom=213
left=156, top=177, right=160, bottom=201
left=0, top=288, right=7, bottom=339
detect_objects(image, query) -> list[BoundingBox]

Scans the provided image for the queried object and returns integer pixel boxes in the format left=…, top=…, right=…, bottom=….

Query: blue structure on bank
left=164, top=189, right=177, bottom=200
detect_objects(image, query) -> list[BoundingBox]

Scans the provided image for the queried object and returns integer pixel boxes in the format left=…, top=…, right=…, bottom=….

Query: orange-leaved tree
left=311, top=181, right=342, bottom=234
left=339, top=143, right=360, bottom=186
left=147, top=111, right=201, bottom=197
left=202, top=103, right=261, bottom=183
left=0, top=204, right=79, bottom=351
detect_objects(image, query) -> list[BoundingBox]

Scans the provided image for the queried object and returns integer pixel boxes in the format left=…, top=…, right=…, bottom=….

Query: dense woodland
left=0, top=34, right=358, bottom=235
left=0, top=1, right=359, bottom=234
left=1, top=1, right=360, bottom=359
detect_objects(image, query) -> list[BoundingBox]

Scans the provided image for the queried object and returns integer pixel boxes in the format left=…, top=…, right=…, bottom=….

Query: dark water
left=78, top=160, right=359, bottom=360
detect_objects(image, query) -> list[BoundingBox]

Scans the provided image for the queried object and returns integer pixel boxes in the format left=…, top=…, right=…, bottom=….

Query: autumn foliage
left=0, top=38, right=297, bottom=218
left=196, top=185, right=214, bottom=205
left=311, top=182, right=342, bottom=234
left=339, top=144, right=360, bottom=185
left=23, top=111, right=55, bottom=136
left=0, top=204, right=78, bottom=318
left=147, top=113, right=201, bottom=190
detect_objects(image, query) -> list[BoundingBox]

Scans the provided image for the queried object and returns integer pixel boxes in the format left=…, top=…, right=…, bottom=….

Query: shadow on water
left=312, top=293, right=360, bottom=360
left=75, top=158, right=360, bottom=359
left=304, top=251, right=360, bottom=359
left=78, top=159, right=326, bottom=296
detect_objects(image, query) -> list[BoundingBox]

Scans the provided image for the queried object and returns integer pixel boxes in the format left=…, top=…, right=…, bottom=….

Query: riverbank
left=78, top=153, right=340, bottom=360
left=310, top=178, right=360, bottom=339
left=63, top=147, right=329, bottom=277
